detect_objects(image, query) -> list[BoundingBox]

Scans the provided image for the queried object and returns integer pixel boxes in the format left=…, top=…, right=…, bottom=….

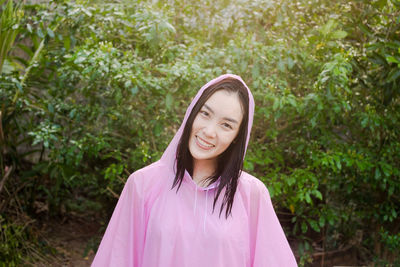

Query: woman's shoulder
left=238, top=171, right=270, bottom=197
left=125, top=160, right=171, bottom=191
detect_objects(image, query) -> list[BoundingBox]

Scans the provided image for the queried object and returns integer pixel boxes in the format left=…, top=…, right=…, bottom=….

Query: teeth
left=196, top=136, right=214, bottom=147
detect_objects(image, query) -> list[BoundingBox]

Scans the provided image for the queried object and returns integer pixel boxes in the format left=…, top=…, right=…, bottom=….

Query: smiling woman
left=92, top=74, right=297, bottom=267
left=174, top=78, right=250, bottom=217
left=190, top=91, right=243, bottom=163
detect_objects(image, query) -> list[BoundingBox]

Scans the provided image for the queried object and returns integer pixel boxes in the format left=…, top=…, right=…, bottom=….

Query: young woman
left=92, top=74, right=297, bottom=266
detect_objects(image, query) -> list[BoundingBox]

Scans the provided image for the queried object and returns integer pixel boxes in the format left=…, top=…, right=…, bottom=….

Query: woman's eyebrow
left=203, top=104, right=239, bottom=124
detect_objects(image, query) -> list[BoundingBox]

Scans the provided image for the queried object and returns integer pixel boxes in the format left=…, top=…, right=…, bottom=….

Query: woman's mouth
left=195, top=135, right=215, bottom=150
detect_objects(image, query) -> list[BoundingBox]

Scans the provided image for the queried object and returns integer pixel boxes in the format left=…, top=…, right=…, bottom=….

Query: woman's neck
left=192, top=159, right=217, bottom=187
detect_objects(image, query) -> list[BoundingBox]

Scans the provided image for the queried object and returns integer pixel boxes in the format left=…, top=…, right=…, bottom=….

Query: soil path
left=33, top=217, right=103, bottom=267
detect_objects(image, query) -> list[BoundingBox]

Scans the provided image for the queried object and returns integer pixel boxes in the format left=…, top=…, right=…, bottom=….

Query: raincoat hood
left=160, top=74, right=254, bottom=173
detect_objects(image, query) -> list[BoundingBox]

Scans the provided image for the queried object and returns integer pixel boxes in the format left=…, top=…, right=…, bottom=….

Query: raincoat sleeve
left=249, top=179, right=297, bottom=267
left=92, top=172, right=146, bottom=267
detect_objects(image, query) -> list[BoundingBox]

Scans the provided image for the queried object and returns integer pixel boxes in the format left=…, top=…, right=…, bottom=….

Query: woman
left=92, top=74, right=297, bottom=266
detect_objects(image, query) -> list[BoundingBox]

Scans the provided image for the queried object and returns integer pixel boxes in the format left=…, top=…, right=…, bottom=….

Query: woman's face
left=189, top=90, right=244, bottom=165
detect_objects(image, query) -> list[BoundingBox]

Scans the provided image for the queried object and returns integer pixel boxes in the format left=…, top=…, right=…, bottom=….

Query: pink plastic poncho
left=92, top=74, right=298, bottom=267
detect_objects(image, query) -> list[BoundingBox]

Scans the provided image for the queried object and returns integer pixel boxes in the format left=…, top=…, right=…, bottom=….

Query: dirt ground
left=31, top=216, right=103, bottom=267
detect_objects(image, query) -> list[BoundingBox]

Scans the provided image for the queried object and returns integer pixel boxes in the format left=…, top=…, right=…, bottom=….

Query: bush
left=1, top=0, right=399, bottom=265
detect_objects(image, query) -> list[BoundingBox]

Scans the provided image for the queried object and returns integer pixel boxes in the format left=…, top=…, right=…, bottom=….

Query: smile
left=195, top=135, right=215, bottom=150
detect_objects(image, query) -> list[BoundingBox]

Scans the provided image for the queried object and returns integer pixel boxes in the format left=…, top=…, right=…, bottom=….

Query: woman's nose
left=202, top=123, right=217, bottom=138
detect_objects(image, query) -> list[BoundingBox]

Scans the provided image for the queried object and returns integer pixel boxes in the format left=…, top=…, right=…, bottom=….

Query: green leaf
left=153, top=122, right=163, bottom=137
left=48, top=103, right=54, bottom=113
left=37, top=28, right=44, bottom=38
left=387, top=69, right=400, bottom=82
left=305, top=193, right=312, bottom=204
left=310, top=117, right=317, bottom=128
left=74, top=56, right=86, bottom=64
left=64, top=36, right=71, bottom=50
left=47, top=28, right=55, bottom=38
left=331, top=30, right=347, bottom=39
left=319, top=216, right=326, bottom=227
left=335, top=158, right=342, bottom=170
left=272, top=98, right=280, bottom=111
left=386, top=56, right=400, bottom=64
left=358, top=23, right=373, bottom=36
left=27, top=23, right=32, bottom=33
left=361, top=117, right=368, bottom=128
left=314, top=190, right=323, bottom=200
left=375, top=168, right=381, bottom=179
left=69, top=109, right=76, bottom=118
left=287, top=57, right=295, bottom=69
left=309, top=220, right=320, bottom=232
left=320, top=19, right=336, bottom=36
left=131, top=86, right=138, bottom=95
left=392, top=209, right=397, bottom=219
left=287, top=97, right=296, bottom=107
left=301, top=221, right=308, bottom=233
left=165, top=93, right=173, bottom=110
left=17, top=43, right=34, bottom=57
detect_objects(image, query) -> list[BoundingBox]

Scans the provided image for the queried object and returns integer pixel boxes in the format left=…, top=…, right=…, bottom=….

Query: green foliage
left=1, top=0, right=400, bottom=265
left=0, top=215, right=47, bottom=266
left=0, top=0, right=23, bottom=73
left=0, top=216, right=24, bottom=265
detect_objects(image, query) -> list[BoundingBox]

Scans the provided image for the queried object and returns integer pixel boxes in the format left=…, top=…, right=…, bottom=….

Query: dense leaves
left=1, top=0, right=399, bottom=265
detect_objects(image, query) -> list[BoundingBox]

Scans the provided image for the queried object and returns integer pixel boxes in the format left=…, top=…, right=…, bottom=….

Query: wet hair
left=172, top=77, right=249, bottom=218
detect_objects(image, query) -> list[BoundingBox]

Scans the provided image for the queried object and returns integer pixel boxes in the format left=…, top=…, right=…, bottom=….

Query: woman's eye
left=200, top=110, right=209, bottom=116
left=222, top=123, right=233, bottom=129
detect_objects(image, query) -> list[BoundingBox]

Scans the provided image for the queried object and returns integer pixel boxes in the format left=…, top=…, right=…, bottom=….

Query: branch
left=0, top=165, right=13, bottom=194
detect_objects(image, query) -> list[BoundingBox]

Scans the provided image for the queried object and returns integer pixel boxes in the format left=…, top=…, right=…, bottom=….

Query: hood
left=160, top=74, right=255, bottom=174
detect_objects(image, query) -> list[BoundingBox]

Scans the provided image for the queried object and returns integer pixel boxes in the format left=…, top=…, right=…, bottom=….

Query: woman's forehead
left=202, top=90, right=243, bottom=121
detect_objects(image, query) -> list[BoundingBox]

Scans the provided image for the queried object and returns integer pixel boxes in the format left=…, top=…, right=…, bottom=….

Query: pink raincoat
left=92, top=74, right=297, bottom=266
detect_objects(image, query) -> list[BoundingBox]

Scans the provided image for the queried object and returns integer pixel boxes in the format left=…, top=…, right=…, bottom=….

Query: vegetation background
left=1, top=0, right=399, bottom=265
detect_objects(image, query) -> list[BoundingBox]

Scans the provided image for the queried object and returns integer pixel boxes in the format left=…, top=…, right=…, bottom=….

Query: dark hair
left=172, top=77, right=249, bottom=218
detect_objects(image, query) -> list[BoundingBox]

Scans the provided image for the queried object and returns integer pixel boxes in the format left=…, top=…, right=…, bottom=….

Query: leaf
left=272, top=98, right=280, bottom=111
left=27, top=23, right=32, bottom=33
left=277, top=60, right=285, bottom=72
left=331, top=30, right=347, bottom=39
left=375, top=168, right=381, bottom=179
left=387, top=69, right=400, bottom=82
left=309, top=220, right=320, bottom=232
left=74, top=56, right=86, bottom=64
left=335, top=158, right=342, bottom=170
left=287, top=57, right=295, bottom=69
left=310, top=117, right=317, bottom=128
left=165, top=93, right=173, bottom=110
left=161, top=21, right=176, bottom=33
left=287, top=97, right=296, bottom=107
left=47, top=28, right=55, bottom=38
left=48, top=103, right=54, bottom=113
left=130, top=86, right=138, bottom=95
left=320, top=19, right=336, bottom=36
left=69, top=109, right=76, bottom=118
left=301, top=221, right=308, bottom=233
left=361, top=117, right=368, bottom=128
left=64, top=36, right=71, bottom=50
left=153, top=122, right=163, bottom=137
left=37, top=28, right=44, bottom=39
left=289, top=204, right=295, bottom=214
left=392, top=209, right=397, bottom=219
left=17, top=43, right=34, bottom=57
left=386, top=56, right=400, bottom=64
left=358, top=23, right=373, bottom=36
left=373, top=0, right=387, bottom=9
left=319, top=216, right=326, bottom=227
left=314, top=190, right=323, bottom=200
left=305, top=193, right=312, bottom=204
